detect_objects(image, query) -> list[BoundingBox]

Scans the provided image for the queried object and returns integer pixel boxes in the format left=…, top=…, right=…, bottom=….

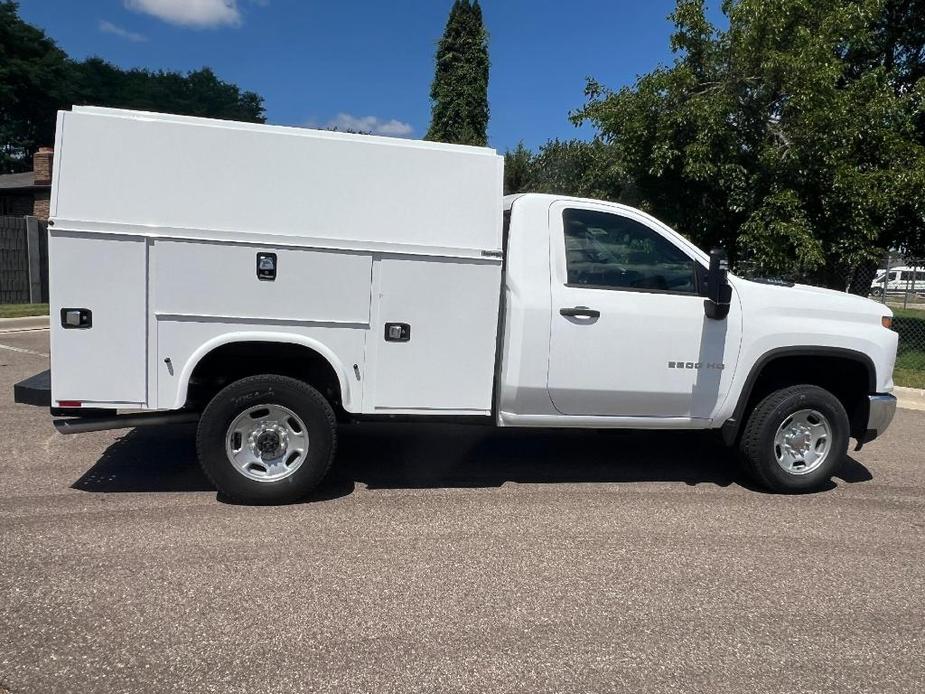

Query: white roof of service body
left=52, top=107, right=504, bottom=258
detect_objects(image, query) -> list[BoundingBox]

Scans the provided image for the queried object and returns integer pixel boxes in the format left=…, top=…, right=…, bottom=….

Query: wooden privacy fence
left=0, top=215, right=48, bottom=304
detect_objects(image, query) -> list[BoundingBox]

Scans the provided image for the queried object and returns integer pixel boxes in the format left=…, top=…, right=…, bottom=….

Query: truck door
left=545, top=201, right=740, bottom=419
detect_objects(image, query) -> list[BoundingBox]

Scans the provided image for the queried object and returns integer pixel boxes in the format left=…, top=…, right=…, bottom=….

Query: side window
left=562, top=208, right=697, bottom=294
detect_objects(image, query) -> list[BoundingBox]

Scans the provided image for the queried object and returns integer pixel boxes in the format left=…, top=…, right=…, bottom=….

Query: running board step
left=53, top=411, right=200, bottom=434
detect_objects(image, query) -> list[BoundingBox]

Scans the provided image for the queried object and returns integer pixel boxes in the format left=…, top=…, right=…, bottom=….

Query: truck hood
left=732, top=276, right=891, bottom=319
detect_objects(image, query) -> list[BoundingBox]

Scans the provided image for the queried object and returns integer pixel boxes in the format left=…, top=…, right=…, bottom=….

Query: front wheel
left=196, top=375, right=337, bottom=504
left=739, top=385, right=849, bottom=493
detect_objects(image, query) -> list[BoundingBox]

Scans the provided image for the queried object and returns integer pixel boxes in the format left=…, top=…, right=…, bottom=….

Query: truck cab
left=497, top=194, right=896, bottom=437
left=498, top=193, right=740, bottom=427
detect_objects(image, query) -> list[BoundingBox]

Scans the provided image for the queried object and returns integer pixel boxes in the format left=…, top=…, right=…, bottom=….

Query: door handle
left=560, top=306, right=600, bottom=318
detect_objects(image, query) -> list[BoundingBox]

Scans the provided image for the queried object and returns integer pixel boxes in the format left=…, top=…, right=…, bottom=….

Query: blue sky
left=17, top=0, right=725, bottom=152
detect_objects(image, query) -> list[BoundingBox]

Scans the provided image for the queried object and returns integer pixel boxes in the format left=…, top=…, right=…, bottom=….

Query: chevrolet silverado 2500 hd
left=13, top=107, right=898, bottom=502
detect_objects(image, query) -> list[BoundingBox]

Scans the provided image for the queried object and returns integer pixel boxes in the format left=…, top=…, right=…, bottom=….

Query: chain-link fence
left=868, top=253, right=925, bottom=389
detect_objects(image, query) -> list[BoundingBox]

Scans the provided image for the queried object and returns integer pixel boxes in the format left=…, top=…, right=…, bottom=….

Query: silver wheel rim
left=773, top=409, right=831, bottom=475
left=225, top=404, right=309, bottom=483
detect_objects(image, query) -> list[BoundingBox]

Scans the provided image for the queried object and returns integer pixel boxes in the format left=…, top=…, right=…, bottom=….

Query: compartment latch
left=384, top=323, right=411, bottom=342
left=60, top=308, right=92, bottom=329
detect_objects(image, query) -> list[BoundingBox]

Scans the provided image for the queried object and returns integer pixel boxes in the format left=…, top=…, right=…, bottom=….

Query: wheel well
left=735, top=353, right=872, bottom=441
left=185, top=341, right=344, bottom=412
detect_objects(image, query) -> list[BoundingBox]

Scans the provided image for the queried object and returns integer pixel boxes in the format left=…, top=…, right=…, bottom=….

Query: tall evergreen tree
left=425, top=0, right=490, bottom=146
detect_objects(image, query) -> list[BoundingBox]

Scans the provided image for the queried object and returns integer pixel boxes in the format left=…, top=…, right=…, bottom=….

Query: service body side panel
left=365, top=257, right=501, bottom=413
left=48, top=107, right=504, bottom=414
left=152, top=240, right=372, bottom=410
left=153, top=240, right=372, bottom=324
left=49, top=231, right=148, bottom=406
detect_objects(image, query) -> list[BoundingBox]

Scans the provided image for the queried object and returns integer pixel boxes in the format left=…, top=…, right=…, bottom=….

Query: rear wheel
left=196, top=374, right=337, bottom=504
left=739, top=385, right=849, bottom=493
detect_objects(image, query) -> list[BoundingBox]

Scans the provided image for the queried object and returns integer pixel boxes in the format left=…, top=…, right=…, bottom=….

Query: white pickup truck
left=14, top=107, right=898, bottom=503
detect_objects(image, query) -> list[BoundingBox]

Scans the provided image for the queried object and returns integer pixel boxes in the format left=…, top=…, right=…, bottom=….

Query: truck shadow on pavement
left=72, top=422, right=874, bottom=501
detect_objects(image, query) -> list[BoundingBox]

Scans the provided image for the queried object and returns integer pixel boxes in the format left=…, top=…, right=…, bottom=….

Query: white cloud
left=313, top=113, right=414, bottom=138
left=99, top=19, right=148, bottom=42
left=124, top=0, right=241, bottom=28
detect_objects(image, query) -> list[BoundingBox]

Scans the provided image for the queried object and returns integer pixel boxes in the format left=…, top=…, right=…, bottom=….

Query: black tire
left=870, top=287, right=883, bottom=298
left=739, top=384, right=849, bottom=493
left=196, top=374, right=337, bottom=504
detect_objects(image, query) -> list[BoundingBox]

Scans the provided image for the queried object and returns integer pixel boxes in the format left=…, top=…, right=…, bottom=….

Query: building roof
left=0, top=171, right=47, bottom=192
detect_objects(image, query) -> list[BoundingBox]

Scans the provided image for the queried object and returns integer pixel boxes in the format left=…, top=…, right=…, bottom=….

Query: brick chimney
left=33, top=147, right=54, bottom=186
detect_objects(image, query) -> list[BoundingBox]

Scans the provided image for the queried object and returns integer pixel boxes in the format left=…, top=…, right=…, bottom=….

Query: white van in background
left=870, top=266, right=925, bottom=297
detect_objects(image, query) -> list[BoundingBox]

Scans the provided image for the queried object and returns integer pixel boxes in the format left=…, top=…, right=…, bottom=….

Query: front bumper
left=860, top=393, right=897, bottom=444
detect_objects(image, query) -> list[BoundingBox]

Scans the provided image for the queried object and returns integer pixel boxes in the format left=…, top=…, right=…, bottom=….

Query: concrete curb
left=0, top=315, right=49, bottom=333
left=895, top=386, right=925, bottom=412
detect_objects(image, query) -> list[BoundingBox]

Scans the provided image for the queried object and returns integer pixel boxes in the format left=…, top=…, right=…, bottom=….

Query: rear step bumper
left=14, top=369, right=199, bottom=433
left=13, top=369, right=51, bottom=407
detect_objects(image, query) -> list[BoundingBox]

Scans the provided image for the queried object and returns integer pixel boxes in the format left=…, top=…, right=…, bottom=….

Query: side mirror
left=704, top=248, right=731, bottom=320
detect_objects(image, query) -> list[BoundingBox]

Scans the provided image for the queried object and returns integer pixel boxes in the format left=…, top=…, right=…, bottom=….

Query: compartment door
left=49, top=233, right=148, bottom=405
left=368, top=257, right=501, bottom=413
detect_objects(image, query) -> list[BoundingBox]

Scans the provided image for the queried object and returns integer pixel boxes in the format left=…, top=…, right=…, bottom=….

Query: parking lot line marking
left=0, top=327, right=50, bottom=335
left=0, top=343, right=49, bottom=357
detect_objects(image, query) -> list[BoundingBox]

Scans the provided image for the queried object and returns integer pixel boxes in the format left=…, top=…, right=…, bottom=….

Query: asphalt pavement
left=1, top=329, right=923, bottom=693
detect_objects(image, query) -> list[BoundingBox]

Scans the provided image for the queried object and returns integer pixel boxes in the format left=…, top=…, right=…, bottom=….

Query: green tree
left=0, top=0, right=73, bottom=172
left=503, top=142, right=533, bottom=194
left=71, top=59, right=265, bottom=124
left=573, top=0, right=925, bottom=287
left=504, top=138, right=632, bottom=201
left=0, top=1, right=265, bottom=173
left=529, top=139, right=628, bottom=201
left=425, top=0, right=490, bottom=146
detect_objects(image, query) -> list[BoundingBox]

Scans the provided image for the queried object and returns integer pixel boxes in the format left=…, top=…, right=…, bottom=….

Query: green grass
left=895, top=368, right=925, bottom=389
left=893, top=303, right=925, bottom=388
left=886, top=308, right=925, bottom=388
left=891, top=307, right=925, bottom=320
left=894, top=348, right=925, bottom=389
left=0, top=303, right=48, bottom=319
